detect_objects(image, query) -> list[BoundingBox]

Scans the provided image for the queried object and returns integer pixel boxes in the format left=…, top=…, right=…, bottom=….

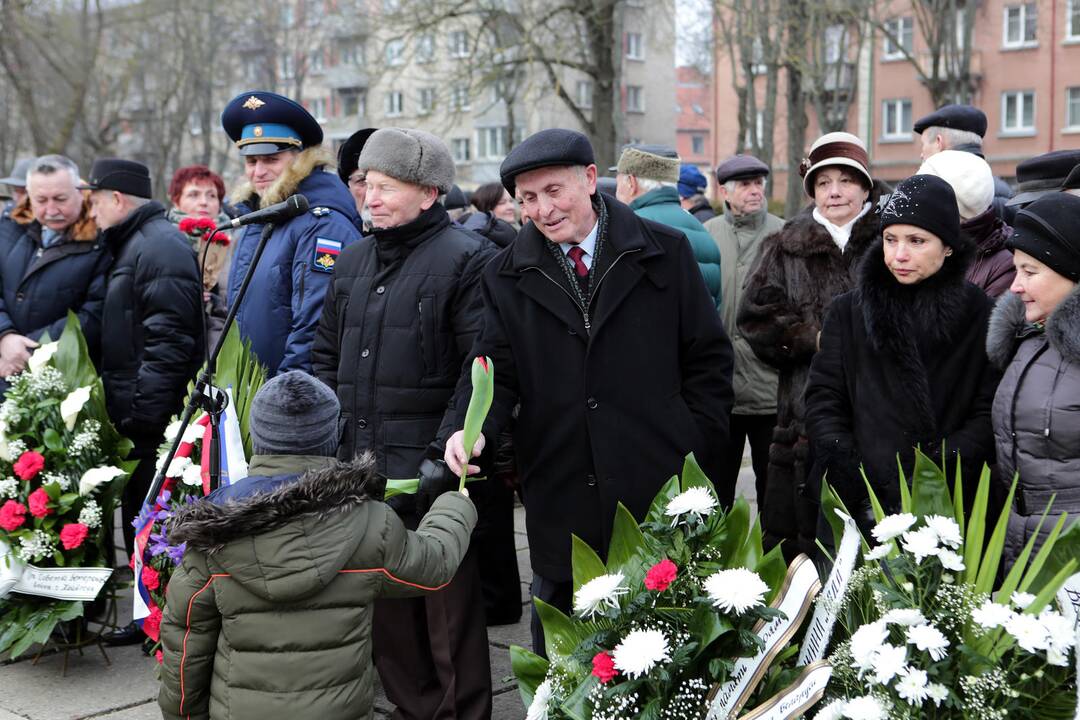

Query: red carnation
left=644, top=558, right=678, bottom=592
left=59, top=522, right=89, bottom=550
left=0, top=500, right=27, bottom=531
left=27, top=487, right=52, bottom=518
left=178, top=217, right=197, bottom=234
left=13, top=450, right=45, bottom=481
left=592, top=651, right=618, bottom=683
left=143, top=606, right=162, bottom=642
left=142, top=564, right=161, bottom=592
left=155, top=649, right=164, bottom=664
left=197, top=217, right=217, bottom=232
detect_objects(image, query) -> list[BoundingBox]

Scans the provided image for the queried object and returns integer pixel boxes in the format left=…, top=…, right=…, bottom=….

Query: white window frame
left=1003, top=3, right=1038, bottom=48
left=339, top=88, right=366, bottom=118
left=1001, top=90, right=1036, bottom=134
left=476, top=127, right=509, bottom=160
left=824, top=24, right=845, bottom=64
left=340, top=40, right=364, bottom=66
left=418, top=87, right=436, bottom=115
left=1068, top=0, right=1080, bottom=40
left=449, top=84, right=471, bottom=112
left=278, top=52, right=295, bottom=80
left=449, top=30, right=469, bottom=59
left=386, top=39, right=405, bottom=66
left=309, top=50, right=325, bottom=74
left=743, top=110, right=764, bottom=147
left=626, top=85, right=645, bottom=113
left=626, top=32, right=645, bottom=60
left=576, top=80, right=593, bottom=109
left=451, top=138, right=471, bottom=163
left=882, top=16, right=913, bottom=60
left=881, top=98, right=913, bottom=140
left=1066, top=87, right=1080, bottom=129
left=417, top=33, right=435, bottom=63
left=691, top=135, right=706, bottom=156
left=310, top=97, right=328, bottom=122
left=385, top=90, right=404, bottom=117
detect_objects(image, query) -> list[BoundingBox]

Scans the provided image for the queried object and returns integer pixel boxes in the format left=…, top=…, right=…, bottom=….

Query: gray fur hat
left=250, top=371, right=340, bottom=457
left=358, top=127, right=455, bottom=194
left=616, top=144, right=681, bottom=184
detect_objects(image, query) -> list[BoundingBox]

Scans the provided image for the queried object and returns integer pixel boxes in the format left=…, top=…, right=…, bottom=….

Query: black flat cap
left=1008, top=150, right=1080, bottom=207
left=1063, top=163, right=1080, bottom=192
left=913, top=104, right=988, bottom=137
left=77, top=158, right=152, bottom=199
left=337, top=128, right=377, bottom=184
left=500, top=128, right=595, bottom=193
left=443, top=184, right=468, bottom=210
left=1007, top=193, right=1080, bottom=281
left=715, top=154, right=770, bottom=184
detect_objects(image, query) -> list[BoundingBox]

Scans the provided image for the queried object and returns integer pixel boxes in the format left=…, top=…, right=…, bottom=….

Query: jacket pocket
left=418, top=295, right=438, bottom=377
left=382, top=415, right=441, bottom=478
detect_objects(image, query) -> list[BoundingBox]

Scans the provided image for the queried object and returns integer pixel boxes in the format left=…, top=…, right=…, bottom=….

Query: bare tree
left=804, top=1, right=870, bottom=134
left=782, top=0, right=811, bottom=215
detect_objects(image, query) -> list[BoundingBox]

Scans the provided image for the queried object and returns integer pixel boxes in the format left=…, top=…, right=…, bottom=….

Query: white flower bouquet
left=817, top=450, right=1080, bottom=719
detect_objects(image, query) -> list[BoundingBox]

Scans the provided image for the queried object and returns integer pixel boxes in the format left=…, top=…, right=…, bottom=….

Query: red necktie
left=567, top=245, right=588, bottom=278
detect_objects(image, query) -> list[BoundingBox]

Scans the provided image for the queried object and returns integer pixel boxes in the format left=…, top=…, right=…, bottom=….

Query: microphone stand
left=142, top=221, right=277, bottom=506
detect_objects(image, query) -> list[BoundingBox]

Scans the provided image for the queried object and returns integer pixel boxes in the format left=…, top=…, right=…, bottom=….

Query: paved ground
left=0, top=459, right=756, bottom=719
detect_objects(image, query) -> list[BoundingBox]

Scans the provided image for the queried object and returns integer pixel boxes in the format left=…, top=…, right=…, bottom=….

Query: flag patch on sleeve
left=313, top=237, right=342, bottom=272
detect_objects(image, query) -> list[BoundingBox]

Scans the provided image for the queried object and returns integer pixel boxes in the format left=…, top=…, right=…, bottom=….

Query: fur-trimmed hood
left=775, top=179, right=891, bottom=258
left=9, top=194, right=98, bottom=241
left=167, top=455, right=384, bottom=602
left=229, top=145, right=337, bottom=209
left=987, top=286, right=1080, bottom=369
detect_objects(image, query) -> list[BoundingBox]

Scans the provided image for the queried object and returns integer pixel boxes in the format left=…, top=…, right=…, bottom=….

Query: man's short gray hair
left=637, top=178, right=677, bottom=193
left=924, top=125, right=983, bottom=150
left=26, top=154, right=80, bottom=191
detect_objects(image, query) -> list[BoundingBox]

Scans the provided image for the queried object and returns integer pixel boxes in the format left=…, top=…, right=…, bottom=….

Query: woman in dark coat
left=805, top=175, right=999, bottom=536
left=986, top=193, right=1080, bottom=568
left=738, top=132, right=887, bottom=560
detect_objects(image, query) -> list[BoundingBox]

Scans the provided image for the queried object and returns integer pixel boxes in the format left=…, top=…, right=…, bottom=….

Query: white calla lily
left=79, top=465, right=126, bottom=496
left=26, top=342, right=59, bottom=373
left=60, top=385, right=93, bottom=431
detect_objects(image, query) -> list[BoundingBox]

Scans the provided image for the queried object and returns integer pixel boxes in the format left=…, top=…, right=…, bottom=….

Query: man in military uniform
left=221, top=91, right=361, bottom=375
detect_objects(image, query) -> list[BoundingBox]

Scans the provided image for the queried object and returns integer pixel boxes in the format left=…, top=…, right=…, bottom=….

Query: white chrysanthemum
left=872, top=513, right=916, bottom=543
left=60, top=384, right=92, bottom=431
left=612, top=629, right=670, bottom=679
left=906, top=624, right=949, bottom=661
left=971, top=601, right=1014, bottom=630
left=0, top=476, right=17, bottom=499
left=573, top=572, right=628, bottom=618
left=525, top=678, right=553, bottom=720
left=78, top=498, right=102, bottom=529
left=1005, top=613, right=1048, bottom=653
left=901, top=526, right=940, bottom=563
left=703, top=568, right=768, bottom=615
left=849, top=620, right=889, bottom=672
left=79, top=465, right=126, bottom=496
left=937, top=549, right=965, bottom=572
left=865, top=543, right=892, bottom=561
left=841, top=694, right=887, bottom=720
left=813, top=699, right=847, bottom=720
left=1011, top=591, right=1035, bottom=610
left=870, top=643, right=907, bottom=685
left=895, top=667, right=929, bottom=705
left=926, top=683, right=949, bottom=706
left=26, top=341, right=58, bottom=373
left=1038, top=610, right=1076, bottom=653
left=165, top=455, right=193, bottom=479
left=183, top=421, right=205, bottom=444
left=664, top=486, right=717, bottom=524
left=924, top=515, right=962, bottom=548
left=882, top=608, right=926, bottom=627
left=181, top=462, right=204, bottom=487
left=1047, top=646, right=1070, bottom=666
left=164, top=418, right=184, bottom=444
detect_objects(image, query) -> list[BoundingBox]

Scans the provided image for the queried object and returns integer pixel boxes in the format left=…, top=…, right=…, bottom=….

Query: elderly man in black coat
left=441, top=129, right=734, bottom=653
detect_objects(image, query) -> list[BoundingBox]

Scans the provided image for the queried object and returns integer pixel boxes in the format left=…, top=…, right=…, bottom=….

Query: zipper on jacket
left=297, top=268, right=306, bottom=306
left=524, top=248, right=638, bottom=336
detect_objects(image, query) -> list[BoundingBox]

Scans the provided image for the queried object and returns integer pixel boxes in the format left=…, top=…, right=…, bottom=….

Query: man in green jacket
left=158, top=371, right=476, bottom=720
left=704, top=155, right=785, bottom=507
left=615, top=144, right=723, bottom=310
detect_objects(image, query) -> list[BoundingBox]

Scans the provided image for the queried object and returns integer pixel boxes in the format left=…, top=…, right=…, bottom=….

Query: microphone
left=219, top=194, right=309, bottom=229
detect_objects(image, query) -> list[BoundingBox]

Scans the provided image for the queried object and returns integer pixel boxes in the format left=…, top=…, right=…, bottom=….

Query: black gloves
left=415, top=458, right=458, bottom=516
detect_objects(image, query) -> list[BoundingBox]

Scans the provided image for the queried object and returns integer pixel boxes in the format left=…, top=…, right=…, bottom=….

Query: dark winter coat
left=437, top=194, right=734, bottom=581
left=100, top=201, right=204, bottom=443
left=686, top=197, right=717, bottom=224
left=736, top=181, right=888, bottom=559
left=805, top=241, right=999, bottom=535
left=0, top=199, right=109, bottom=361
left=158, top=454, right=477, bottom=720
left=227, top=148, right=361, bottom=376
left=311, top=204, right=495, bottom=485
left=459, top=211, right=517, bottom=248
left=962, top=208, right=1015, bottom=298
left=987, top=288, right=1080, bottom=568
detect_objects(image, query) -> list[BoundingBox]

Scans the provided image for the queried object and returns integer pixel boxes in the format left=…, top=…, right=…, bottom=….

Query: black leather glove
left=416, top=458, right=458, bottom=516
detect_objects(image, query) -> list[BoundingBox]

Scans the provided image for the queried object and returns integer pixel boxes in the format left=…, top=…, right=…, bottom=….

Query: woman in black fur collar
left=805, top=175, right=1000, bottom=537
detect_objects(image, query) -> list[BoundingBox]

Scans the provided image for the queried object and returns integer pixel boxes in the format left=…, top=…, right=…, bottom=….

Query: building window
left=310, top=97, right=327, bottom=122
left=1001, top=90, right=1036, bottom=133
left=824, top=24, right=845, bottom=64
left=1003, top=3, right=1038, bottom=47
left=418, top=87, right=436, bottom=114
left=339, top=88, right=366, bottom=118
left=382, top=0, right=400, bottom=11
left=626, top=85, right=645, bottom=113
left=449, top=30, right=469, bottom=58
left=743, top=110, right=764, bottom=147
left=386, top=90, right=403, bottom=117
left=475, top=127, right=522, bottom=160
left=278, top=52, right=295, bottom=80
left=417, top=33, right=435, bottom=63
left=881, top=98, right=913, bottom=139
left=386, top=39, right=405, bottom=66
left=882, top=16, right=913, bottom=59
left=1068, top=0, right=1080, bottom=39
left=339, top=39, right=365, bottom=66
left=309, top=50, right=324, bottom=74
left=626, top=32, right=645, bottom=60
left=691, top=135, right=706, bottom=155
left=449, top=85, right=470, bottom=111
left=1066, top=87, right=1080, bottom=129
left=452, top=138, right=471, bottom=163
left=281, top=4, right=296, bottom=27
left=188, top=111, right=203, bottom=136
left=576, top=80, right=593, bottom=109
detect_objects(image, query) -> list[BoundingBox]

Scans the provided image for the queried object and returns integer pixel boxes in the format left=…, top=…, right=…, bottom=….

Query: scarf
left=812, top=201, right=872, bottom=251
